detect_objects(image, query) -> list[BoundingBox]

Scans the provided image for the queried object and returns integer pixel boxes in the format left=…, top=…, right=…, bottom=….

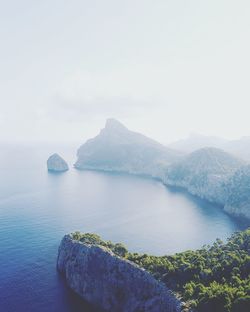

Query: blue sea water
left=0, top=144, right=242, bottom=312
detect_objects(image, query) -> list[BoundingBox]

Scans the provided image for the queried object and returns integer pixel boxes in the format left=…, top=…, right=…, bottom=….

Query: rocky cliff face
left=57, top=235, right=181, bottom=312
left=47, top=153, right=69, bottom=172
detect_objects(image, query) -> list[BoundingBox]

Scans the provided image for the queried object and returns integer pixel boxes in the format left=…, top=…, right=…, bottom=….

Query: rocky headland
left=57, top=233, right=181, bottom=312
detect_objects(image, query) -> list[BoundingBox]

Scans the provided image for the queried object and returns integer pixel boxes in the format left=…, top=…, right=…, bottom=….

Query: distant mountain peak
left=104, top=118, right=128, bottom=131
left=168, top=134, right=228, bottom=153
left=191, top=146, right=227, bottom=155
left=175, top=146, right=244, bottom=176
left=188, top=146, right=242, bottom=161
left=75, top=119, right=182, bottom=173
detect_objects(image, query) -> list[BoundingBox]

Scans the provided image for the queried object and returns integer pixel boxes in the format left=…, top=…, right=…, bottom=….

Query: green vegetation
left=72, top=229, right=250, bottom=311
left=72, top=232, right=128, bottom=257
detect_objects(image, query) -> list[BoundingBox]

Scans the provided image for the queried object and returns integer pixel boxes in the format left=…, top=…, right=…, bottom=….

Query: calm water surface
left=0, top=144, right=243, bottom=312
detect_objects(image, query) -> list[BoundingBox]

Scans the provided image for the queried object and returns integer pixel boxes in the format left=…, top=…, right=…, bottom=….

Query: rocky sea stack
left=57, top=234, right=181, bottom=312
left=47, top=153, right=69, bottom=172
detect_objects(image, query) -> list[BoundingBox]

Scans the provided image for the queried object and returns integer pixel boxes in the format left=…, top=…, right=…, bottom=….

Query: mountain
left=75, top=119, right=182, bottom=178
left=164, top=147, right=245, bottom=205
left=168, top=134, right=250, bottom=161
left=168, top=134, right=228, bottom=153
left=224, top=165, right=250, bottom=220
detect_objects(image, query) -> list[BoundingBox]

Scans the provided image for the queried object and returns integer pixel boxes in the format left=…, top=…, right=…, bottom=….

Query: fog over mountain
left=168, top=134, right=250, bottom=161
left=168, top=134, right=229, bottom=153
left=225, top=137, right=250, bottom=161
left=1, top=1, right=250, bottom=143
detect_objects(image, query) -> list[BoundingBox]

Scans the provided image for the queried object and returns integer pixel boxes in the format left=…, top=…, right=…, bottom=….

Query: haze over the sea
left=1, top=0, right=250, bottom=144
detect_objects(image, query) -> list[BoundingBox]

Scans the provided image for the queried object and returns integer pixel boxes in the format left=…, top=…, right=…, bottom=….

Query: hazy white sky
left=1, top=0, right=250, bottom=144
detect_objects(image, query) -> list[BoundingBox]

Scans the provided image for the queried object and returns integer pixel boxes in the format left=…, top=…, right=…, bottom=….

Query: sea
left=0, top=143, right=243, bottom=312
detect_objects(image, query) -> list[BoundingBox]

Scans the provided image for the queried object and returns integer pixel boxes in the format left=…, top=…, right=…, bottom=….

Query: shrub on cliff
left=71, top=232, right=128, bottom=257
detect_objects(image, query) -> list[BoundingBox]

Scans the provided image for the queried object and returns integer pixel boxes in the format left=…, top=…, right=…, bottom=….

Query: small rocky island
left=47, top=153, right=69, bottom=172
left=57, top=233, right=181, bottom=312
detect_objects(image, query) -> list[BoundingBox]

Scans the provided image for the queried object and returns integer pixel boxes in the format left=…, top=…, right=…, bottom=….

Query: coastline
left=74, top=166, right=250, bottom=227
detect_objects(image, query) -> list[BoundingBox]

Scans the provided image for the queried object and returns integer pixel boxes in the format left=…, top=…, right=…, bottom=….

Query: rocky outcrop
left=47, top=153, right=69, bottom=172
left=57, top=234, right=181, bottom=312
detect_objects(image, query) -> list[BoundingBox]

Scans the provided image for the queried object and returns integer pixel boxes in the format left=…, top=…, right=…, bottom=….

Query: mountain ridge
left=168, top=134, right=250, bottom=161
left=75, top=119, right=182, bottom=178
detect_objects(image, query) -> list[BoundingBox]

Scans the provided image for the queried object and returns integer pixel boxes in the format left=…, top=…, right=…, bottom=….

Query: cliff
left=57, top=234, right=181, bottom=312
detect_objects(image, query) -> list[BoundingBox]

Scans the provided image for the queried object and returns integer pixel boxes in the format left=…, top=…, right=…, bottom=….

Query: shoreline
left=74, top=166, right=250, bottom=228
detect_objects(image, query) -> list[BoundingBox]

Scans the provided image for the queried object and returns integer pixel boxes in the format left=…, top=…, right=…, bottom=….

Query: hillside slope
left=164, top=147, right=244, bottom=205
left=75, top=119, right=182, bottom=178
left=224, top=165, right=250, bottom=219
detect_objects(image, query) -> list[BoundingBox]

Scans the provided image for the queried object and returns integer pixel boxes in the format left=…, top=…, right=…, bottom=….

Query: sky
left=0, top=0, right=250, bottom=144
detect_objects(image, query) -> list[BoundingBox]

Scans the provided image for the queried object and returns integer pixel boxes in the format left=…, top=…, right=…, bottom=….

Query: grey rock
left=57, top=235, right=181, bottom=312
left=47, top=153, right=69, bottom=172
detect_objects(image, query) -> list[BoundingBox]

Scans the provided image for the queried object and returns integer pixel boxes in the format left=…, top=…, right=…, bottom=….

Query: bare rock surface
left=57, top=234, right=181, bottom=312
left=47, top=153, right=69, bottom=172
